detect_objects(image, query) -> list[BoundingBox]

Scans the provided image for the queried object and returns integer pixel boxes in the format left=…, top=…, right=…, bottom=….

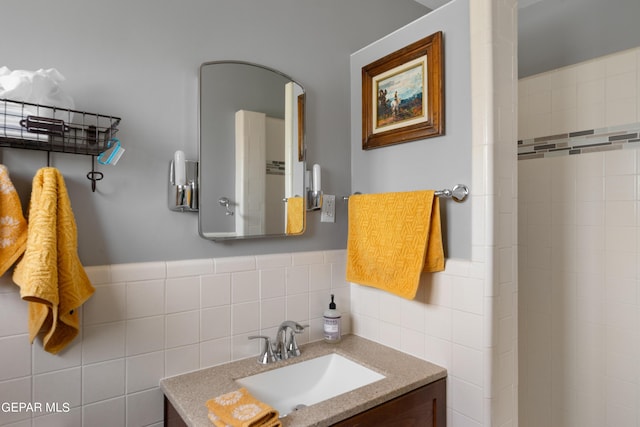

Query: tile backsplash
left=0, top=250, right=349, bottom=426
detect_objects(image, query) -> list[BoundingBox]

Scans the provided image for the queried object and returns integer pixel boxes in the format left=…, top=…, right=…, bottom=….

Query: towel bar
left=342, top=184, right=469, bottom=203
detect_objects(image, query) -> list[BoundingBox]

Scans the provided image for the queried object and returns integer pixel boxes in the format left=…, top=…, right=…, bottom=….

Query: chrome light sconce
left=169, top=150, right=199, bottom=212
left=307, top=163, right=323, bottom=211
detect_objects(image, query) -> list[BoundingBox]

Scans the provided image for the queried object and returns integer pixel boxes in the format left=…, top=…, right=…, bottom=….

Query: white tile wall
left=519, top=46, right=640, bottom=140
left=519, top=47, right=640, bottom=427
left=0, top=250, right=348, bottom=426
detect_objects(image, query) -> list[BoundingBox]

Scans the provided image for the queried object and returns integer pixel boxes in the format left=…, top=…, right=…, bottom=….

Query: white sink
left=236, top=353, right=385, bottom=416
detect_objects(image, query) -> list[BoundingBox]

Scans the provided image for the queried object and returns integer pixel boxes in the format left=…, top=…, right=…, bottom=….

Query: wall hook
left=86, top=155, right=103, bottom=192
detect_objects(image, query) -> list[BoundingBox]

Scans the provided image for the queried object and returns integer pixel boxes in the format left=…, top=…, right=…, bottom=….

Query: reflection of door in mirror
left=198, top=61, right=305, bottom=240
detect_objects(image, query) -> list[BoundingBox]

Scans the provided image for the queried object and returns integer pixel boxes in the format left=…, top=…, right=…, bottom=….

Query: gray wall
left=1, top=0, right=428, bottom=265
left=350, top=0, right=472, bottom=259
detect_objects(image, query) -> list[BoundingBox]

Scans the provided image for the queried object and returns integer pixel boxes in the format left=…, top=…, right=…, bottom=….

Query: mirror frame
left=197, top=60, right=306, bottom=241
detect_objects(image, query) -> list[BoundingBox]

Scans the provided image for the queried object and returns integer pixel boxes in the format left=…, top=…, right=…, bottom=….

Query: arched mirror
left=198, top=61, right=306, bottom=240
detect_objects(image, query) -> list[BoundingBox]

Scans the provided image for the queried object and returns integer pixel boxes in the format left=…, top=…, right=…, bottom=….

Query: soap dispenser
left=323, top=294, right=342, bottom=343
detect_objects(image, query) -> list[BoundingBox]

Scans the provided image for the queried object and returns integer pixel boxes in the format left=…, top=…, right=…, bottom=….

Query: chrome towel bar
left=342, top=184, right=469, bottom=203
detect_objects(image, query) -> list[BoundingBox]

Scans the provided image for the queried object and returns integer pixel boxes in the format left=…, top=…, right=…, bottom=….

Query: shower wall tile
left=519, top=46, right=640, bottom=427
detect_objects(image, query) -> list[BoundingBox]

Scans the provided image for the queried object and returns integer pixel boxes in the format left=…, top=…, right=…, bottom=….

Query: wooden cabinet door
left=331, top=378, right=446, bottom=427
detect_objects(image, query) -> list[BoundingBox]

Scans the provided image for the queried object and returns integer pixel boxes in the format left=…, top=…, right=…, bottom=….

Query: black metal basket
left=0, top=99, right=121, bottom=155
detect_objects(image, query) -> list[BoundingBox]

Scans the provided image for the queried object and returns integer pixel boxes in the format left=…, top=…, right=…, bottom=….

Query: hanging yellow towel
left=285, top=196, right=304, bottom=235
left=12, top=167, right=94, bottom=354
left=346, top=190, right=444, bottom=300
left=0, top=165, right=28, bottom=276
left=206, top=388, right=281, bottom=427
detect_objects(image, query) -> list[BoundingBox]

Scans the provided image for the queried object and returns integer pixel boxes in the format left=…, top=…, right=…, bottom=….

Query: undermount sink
left=236, top=353, right=385, bottom=416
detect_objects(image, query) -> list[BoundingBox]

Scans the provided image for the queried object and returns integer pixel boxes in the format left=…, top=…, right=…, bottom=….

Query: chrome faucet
left=248, top=320, right=307, bottom=364
left=275, top=320, right=306, bottom=360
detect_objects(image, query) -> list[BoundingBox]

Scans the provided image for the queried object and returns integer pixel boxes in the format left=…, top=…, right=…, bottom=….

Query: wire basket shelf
left=0, top=99, right=120, bottom=156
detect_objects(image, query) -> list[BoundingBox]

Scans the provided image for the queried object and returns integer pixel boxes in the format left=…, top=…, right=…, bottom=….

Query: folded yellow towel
left=346, top=190, right=444, bottom=300
left=13, top=167, right=94, bottom=354
left=206, top=388, right=281, bottom=427
left=285, top=196, right=304, bottom=235
left=0, top=165, right=28, bottom=276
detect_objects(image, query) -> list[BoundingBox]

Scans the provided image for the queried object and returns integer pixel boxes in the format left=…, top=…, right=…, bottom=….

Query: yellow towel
left=346, top=190, right=444, bottom=300
left=285, top=196, right=304, bottom=235
left=0, top=165, right=28, bottom=276
left=206, top=388, right=281, bottom=427
left=12, top=167, right=94, bottom=354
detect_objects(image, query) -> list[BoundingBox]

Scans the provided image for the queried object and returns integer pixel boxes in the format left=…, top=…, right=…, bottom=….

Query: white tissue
left=0, top=67, right=74, bottom=110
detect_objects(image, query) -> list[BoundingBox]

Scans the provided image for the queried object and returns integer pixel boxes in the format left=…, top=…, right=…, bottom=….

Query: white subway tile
left=214, top=256, right=256, bottom=273
left=323, top=249, right=346, bottom=263
left=200, top=306, right=231, bottom=341
left=33, top=407, right=82, bottom=427
left=166, top=311, right=199, bottom=349
left=0, top=291, right=28, bottom=337
left=231, top=302, right=259, bottom=335
left=232, top=333, right=260, bottom=361
left=260, top=297, right=285, bottom=330
left=255, top=253, right=292, bottom=269
left=126, top=388, right=163, bottom=427
left=32, top=337, right=82, bottom=375
left=450, top=377, right=484, bottom=423
left=125, top=316, right=164, bottom=357
left=84, top=265, right=111, bottom=285
left=400, top=327, right=425, bottom=359
left=452, top=276, right=484, bottom=315
left=126, top=351, right=164, bottom=394
left=82, top=397, right=125, bottom=427
left=309, top=263, right=331, bottom=291
left=260, top=268, right=286, bottom=299
left=331, top=262, right=348, bottom=289
left=82, top=359, right=125, bottom=404
left=200, top=337, right=231, bottom=368
left=286, top=265, right=309, bottom=295
left=126, top=279, right=164, bottom=319
left=166, top=276, right=199, bottom=313
left=452, top=310, right=482, bottom=349
left=286, top=293, right=309, bottom=323
left=165, top=344, right=199, bottom=377
left=453, top=344, right=483, bottom=387
left=166, top=258, right=213, bottom=278
left=33, top=367, right=81, bottom=408
left=110, top=262, right=166, bottom=283
left=201, top=274, right=231, bottom=308
left=292, top=251, right=324, bottom=265
left=82, top=322, right=125, bottom=364
left=83, top=283, right=126, bottom=326
left=231, top=271, right=259, bottom=303
left=0, top=377, right=31, bottom=424
left=0, top=335, right=31, bottom=380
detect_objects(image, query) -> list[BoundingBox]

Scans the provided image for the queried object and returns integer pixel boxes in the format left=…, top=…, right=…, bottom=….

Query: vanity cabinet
left=164, top=397, right=187, bottom=427
left=331, top=378, right=446, bottom=427
left=164, top=377, right=446, bottom=427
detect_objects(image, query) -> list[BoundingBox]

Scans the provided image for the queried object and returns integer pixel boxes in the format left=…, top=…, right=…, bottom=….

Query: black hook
left=86, top=155, right=103, bottom=192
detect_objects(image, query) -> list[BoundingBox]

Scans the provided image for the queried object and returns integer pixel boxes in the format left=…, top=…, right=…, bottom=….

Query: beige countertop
left=160, top=334, right=447, bottom=427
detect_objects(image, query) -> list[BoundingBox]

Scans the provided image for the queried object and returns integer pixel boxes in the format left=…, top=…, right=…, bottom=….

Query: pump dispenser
left=323, top=294, right=342, bottom=343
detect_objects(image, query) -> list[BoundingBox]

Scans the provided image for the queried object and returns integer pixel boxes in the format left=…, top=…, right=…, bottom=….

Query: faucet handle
left=248, top=335, right=278, bottom=364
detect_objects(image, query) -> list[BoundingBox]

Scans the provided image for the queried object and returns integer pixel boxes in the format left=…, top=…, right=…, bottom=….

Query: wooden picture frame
left=362, top=31, right=444, bottom=150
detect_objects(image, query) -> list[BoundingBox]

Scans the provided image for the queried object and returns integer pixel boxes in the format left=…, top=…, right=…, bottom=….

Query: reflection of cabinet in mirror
left=198, top=61, right=306, bottom=241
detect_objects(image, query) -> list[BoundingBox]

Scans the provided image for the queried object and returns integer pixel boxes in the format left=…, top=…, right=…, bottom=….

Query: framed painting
left=362, top=31, right=444, bottom=150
